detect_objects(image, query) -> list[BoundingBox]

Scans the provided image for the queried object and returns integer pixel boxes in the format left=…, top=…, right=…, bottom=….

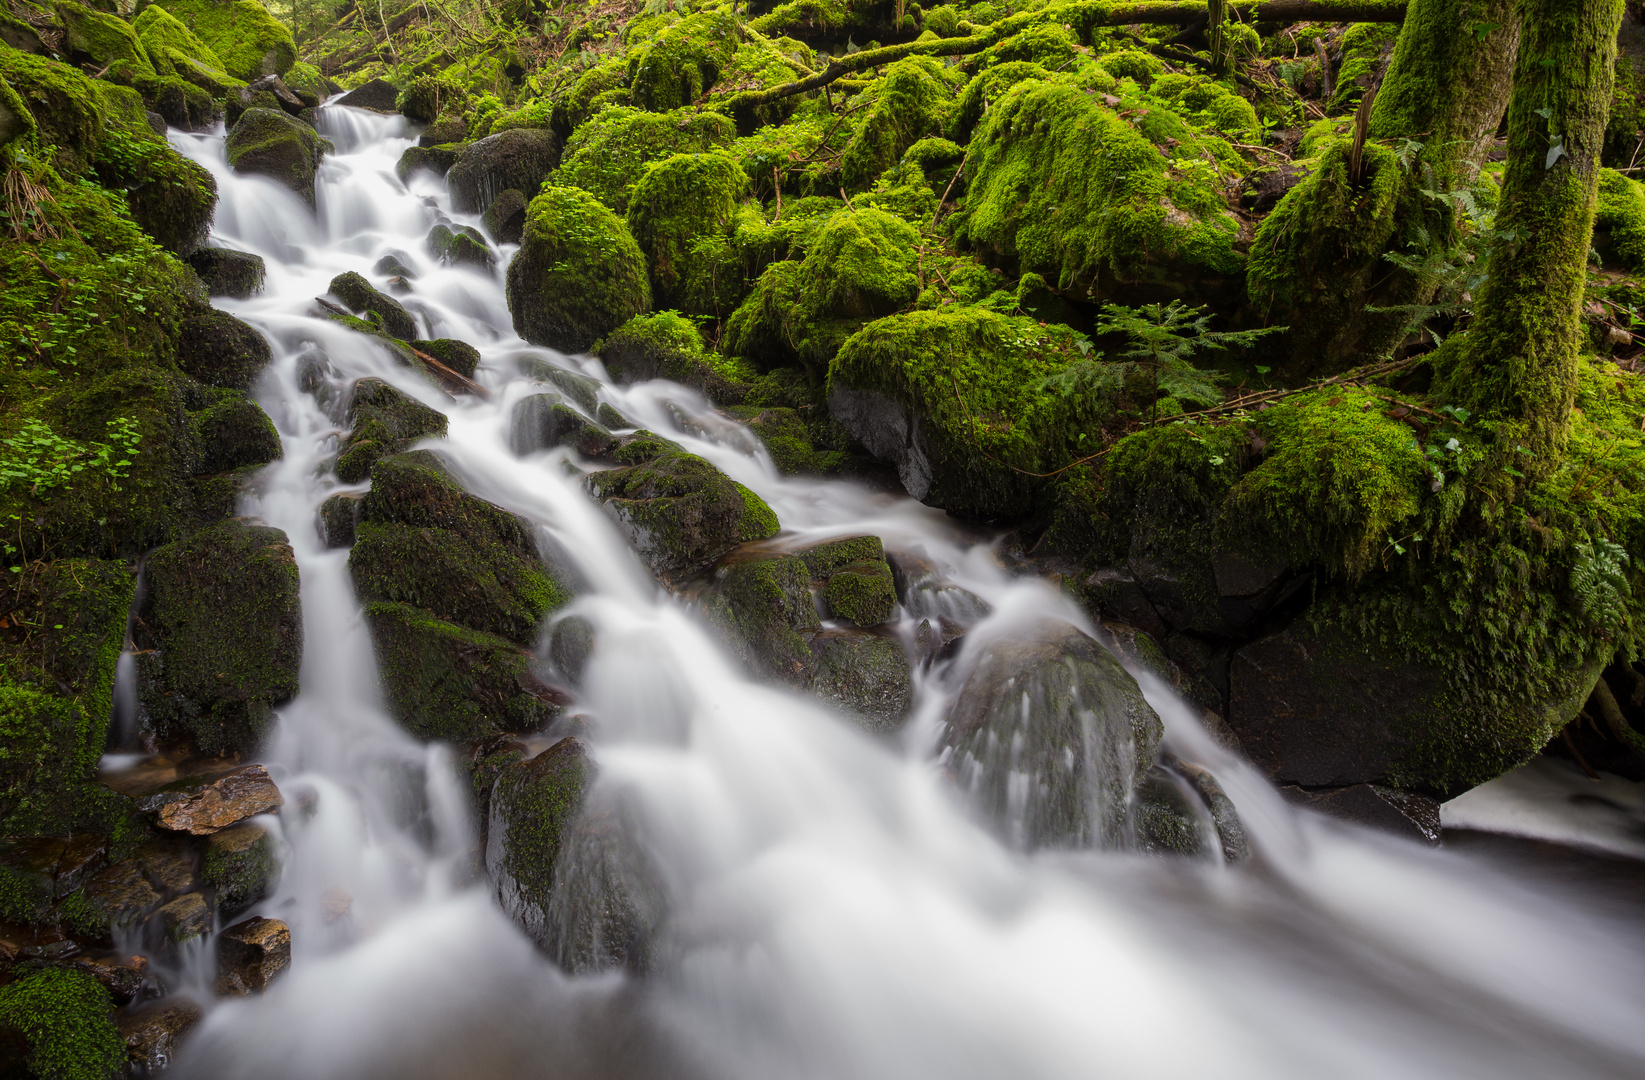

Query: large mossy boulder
left=826, top=307, right=1096, bottom=519
left=92, top=83, right=219, bottom=255
left=951, top=79, right=1243, bottom=302
left=585, top=451, right=778, bottom=583
left=58, top=1, right=154, bottom=76
left=447, top=128, right=561, bottom=214
left=137, top=521, right=303, bottom=756
left=727, top=207, right=920, bottom=374
left=152, top=0, right=297, bottom=82
left=942, top=621, right=1163, bottom=850
left=556, top=106, right=737, bottom=214
left=626, top=10, right=741, bottom=112
left=507, top=185, right=651, bottom=354
left=134, top=5, right=230, bottom=78
left=225, top=106, right=325, bottom=205
left=176, top=304, right=273, bottom=389
left=625, top=150, right=749, bottom=315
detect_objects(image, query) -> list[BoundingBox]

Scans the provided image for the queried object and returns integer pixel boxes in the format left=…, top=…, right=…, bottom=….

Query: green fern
left=1571, top=537, right=1631, bottom=634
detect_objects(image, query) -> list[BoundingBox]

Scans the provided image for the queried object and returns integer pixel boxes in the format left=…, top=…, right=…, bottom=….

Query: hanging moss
left=0, top=968, right=124, bottom=1080
left=838, top=55, right=959, bottom=191
left=627, top=10, right=743, bottom=112
left=507, top=185, right=652, bottom=353
left=625, top=150, right=750, bottom=313
left=556, top=106, right=737, bottom=213
left=151, top=0, right=297, bottom=82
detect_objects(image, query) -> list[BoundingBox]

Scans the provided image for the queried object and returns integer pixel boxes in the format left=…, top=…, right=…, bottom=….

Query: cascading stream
left=161, top=107, right=1645, bottom=1080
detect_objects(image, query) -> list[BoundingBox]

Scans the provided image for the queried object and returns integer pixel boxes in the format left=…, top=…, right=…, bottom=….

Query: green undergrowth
left=0, top=967, right=124, bottom=1080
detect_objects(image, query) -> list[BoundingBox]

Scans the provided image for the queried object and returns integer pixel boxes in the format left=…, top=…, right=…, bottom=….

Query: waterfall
left=157, top=107, right=1645, bottom=1080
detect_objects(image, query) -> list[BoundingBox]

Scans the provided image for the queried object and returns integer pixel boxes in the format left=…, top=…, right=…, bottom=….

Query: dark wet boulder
left=1127, top=766, right=1212, bottom=857
left=215, top=915, right=291, bottom=994
left=508, top=186, right=651, bottom=353
left=317, top=492, right=364, bottom=547
left=483, top=187, right=528, bottom=245
left=584, top=451, right=778, bottom=583
left=396, top=143, right=460, bottom=182
left=418, top=114, right=466, bottom=146
left=942, top=621, right=1163, bottom=850
left=597, top=311, right=751, bottom=404
left=806, top=629, right=911, bottom=732
left=701, top=553, right=819, bottom=685
left=447, top=128, right=561, bottom=215
left=328, top=271, right=418, bottom=340
left=334, top=77, right=399, bottom=111
left=116, top=997, right=202, bottom=1078
left=125, top=762, right=283, bottom=835
left=58, top=1, right=154, bottom=74
left=188, top=247, right=266, bottom=298
left=798, top=535, right=896, bottom=627
left=176, top=305, right=273, bottom=389
left=225, top=106, right=326, bottom=205
left=244, top=74, right=305, bottom=116
left=225, top=84, right=281, bottom=127
left=409, top=338, right=480, bottom=379
left=375, top=251, right=418, bottom=279
left=193, top=393, right=281, bottom=475
left=136, top=521, right=303, bottom=756
left=426, top=222, right=495, bottom=272
left=487, top=736, right=662, bottom=972
left=202, top=821, right=279, bottom=914
left=336, top=378, right=447, bottom=483
left=510, top=395, right=621, bottom=458
left=1227, top=612, right=1605, bottom=799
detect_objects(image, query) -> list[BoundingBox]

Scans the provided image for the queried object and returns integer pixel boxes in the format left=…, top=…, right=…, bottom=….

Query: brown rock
left=159, top=893, right=211, bottom=945
left=67, top=954, right=148, bottom=1004
left=81, top=861, right=162, bottom=934
left=131, top=763, right=284, bottom=834
left=137, top=834, right=197, bottom=893
left=117, top=998, right=203, bottom=1075
left=215, top=916, right=291, bottom=995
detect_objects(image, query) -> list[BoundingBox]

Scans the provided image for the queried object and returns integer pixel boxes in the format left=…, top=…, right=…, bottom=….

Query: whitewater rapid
left=158, top=105, right=1645, bottom=1080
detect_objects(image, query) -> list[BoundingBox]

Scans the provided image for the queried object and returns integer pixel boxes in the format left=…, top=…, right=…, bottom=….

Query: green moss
left=1096, top=48, right=1163, bottom=83
left=704, top=36, right=814, bottom=126
left=139, top=520, right=301, bottom=755
left=92, top=90, right=219, bottom=255
left=491, top=736, right=591, bottom=911
left=338, top=378, right=447, bottom=483
left=839, top=55, right=959, bottom=191
left=0, top=49, right=104, bottom=174
left=826, top=306, right=1101, bottom=517
left=820, top=559, right=896, bottom=625
left=364, top=601, right=560, bottom=742
left=701, top=552, right=818, bottom=681
left=725, top=206, right=920, bottom=372
left=57, top=1, right=154, bottom=76
left=1148, top=72, right=1261, bottom=140
left=625, top=150, right=750, bottom=313
left=1245, top=138, right=1425, bottom=376
left=1595, top=167, right=1645, bottom=272
left=726, top=404, right=854, bottom=474
left=225, top=106, right=326, bottom=204
left=507, top=185, right=651, bottom=352
left=597, top=311, right=755, bottom=402
left=152, top=0, right=297, bottom=82
left=134, top=4, right=228, bottom=77
left=736, top=480, right=780, bottom=540
left=952, top=79, right=1243, bottom=298
left=0, top=967, right=123, bottom=1080
left=556, top=106, right=736, bottom=213
left=1328, top=23, right=1400, bottom=113
left=553, top=55, right=630, bottom=134
left=627, top=10, right=742, bottom=112
left=948, top=60, right=1050, bottom=142
left=201, top=821, right=277, bottom=913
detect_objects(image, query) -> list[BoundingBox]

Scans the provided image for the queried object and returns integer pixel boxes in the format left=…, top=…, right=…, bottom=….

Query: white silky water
left=159, top=106, right=1645, bottom=1080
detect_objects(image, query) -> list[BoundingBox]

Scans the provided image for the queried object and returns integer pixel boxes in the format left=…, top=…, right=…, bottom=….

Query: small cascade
left=145, top=105, right=1645, bottom=1080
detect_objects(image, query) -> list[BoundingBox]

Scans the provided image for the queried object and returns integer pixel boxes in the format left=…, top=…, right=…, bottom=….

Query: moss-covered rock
left=485, top=735, right=592, bottom=948
left=328, top=271, right=417, bottom=340
left=152, top=0, right=297, bottom=82
left=395, top=143, right=460, bottom=183
left=91, top=83, right=218, bottom=255
left=176, top=304, right=273, bottom=389
left=0, top=48, right=105, bottom=174
left=425, top=222, right=495, bottom=272
left=200, top=821, right=276, bottom=915
left=952, top=79, right=1242, bottom=300
left=225, top=106, right=325, bottom=205
left=625, top=150, right=750, bottom=314
left=807, top=629, right=910, bottom=732
left=137, top=520, right=302, bottom=756
left=701, top=553, right=820, bottom=683
left=723, top=403, right=854, bottom=475
left=840, top=55, right=959, bottom=190
left=507, top=185, right=651, bottom=353
left=800, top=534, right=896, bottom=626
left=337, top=379, right=447, bottom=483
left=446, top=128, right=560, bottom=214
left=0, top=967, right=124, bottom=1080
left=1595, top=166, right=1645, bottom=272
left=556, top=106, right=737, bottom=214
left=58, top=1, right=155, bottom=77
left=585, top=451, right=779, bottom=582
left=482, top=187, right=528, bottom=245
left=627, top=10, right=742, bottom=112
left=193, top=392, right=280, bottom=475
left=134, top=4, right=229, bottom=77
left=409, top=338, right=481, bottom=379
left=597, top=311, right=754, bottom=403
left=826, top=307, right=1096, bottom=518
left=364, top=601, right=561, bottom=742
left=187, top=247, right=265, bottom=298
left=726, top=207, right=920, bottom=373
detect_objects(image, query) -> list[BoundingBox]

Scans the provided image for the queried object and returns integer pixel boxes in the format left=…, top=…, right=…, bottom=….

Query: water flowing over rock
left=225, top=106, right=326, bottom=204
left=942, top=621, right=1162, bottom=850
left=447, top=129, right=560, bottom=215
left=216, top=916, right=292, bottom=994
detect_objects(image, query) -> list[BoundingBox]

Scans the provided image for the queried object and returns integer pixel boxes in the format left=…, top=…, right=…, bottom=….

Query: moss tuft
left=625, top=150, right=750, bottom=314
left=627, top=10, right=743, bottom=112
left=507, top=185, right=651, bottom=353
left=151, top=0, right=297, bottom=82
left=0, top=967, right=124, bottom=1080
left=1595, top=167, right=1645, bottom=272
left=556, top=106, right=736, bottom=214
left=597, top=311, right=755, bottom=403
left=839, top=55, right=959, bottom=191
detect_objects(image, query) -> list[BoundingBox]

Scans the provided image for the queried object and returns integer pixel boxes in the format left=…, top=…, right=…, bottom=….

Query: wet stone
left=202, top=822, right=279, bottom=915
left=81, top=861, right=162, bottom=935
left=131, top=763, right=284, bottom=835
left=374, top=251, right=417, bottom=279
left=483, top=188, right=528, bottom=245
left=66, top=953, right=148, bottom=1005
left=215, top=916, right=291, bottom=995
left=159, top=892, right=211, bottom=945
left=334, top=77, right=399, bottom=111
left=187, top=247, right=266, bottom=299
left=807, top=630, right=911, bottom=733
left=136, top=834, right=197, bottom=893
left=117, top=997, right=203, bottom=1076
left=318, top=492, right=364, bottom=547
left=427, top=222, right=496, bottom=272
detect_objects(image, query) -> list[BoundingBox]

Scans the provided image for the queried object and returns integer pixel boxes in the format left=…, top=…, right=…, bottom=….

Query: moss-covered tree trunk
left=1370, top=0, right=1521, bottom=183
left=1248, top=0, right=1522, bottom=380
left=1444, top=0, right=1625, bottom=461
